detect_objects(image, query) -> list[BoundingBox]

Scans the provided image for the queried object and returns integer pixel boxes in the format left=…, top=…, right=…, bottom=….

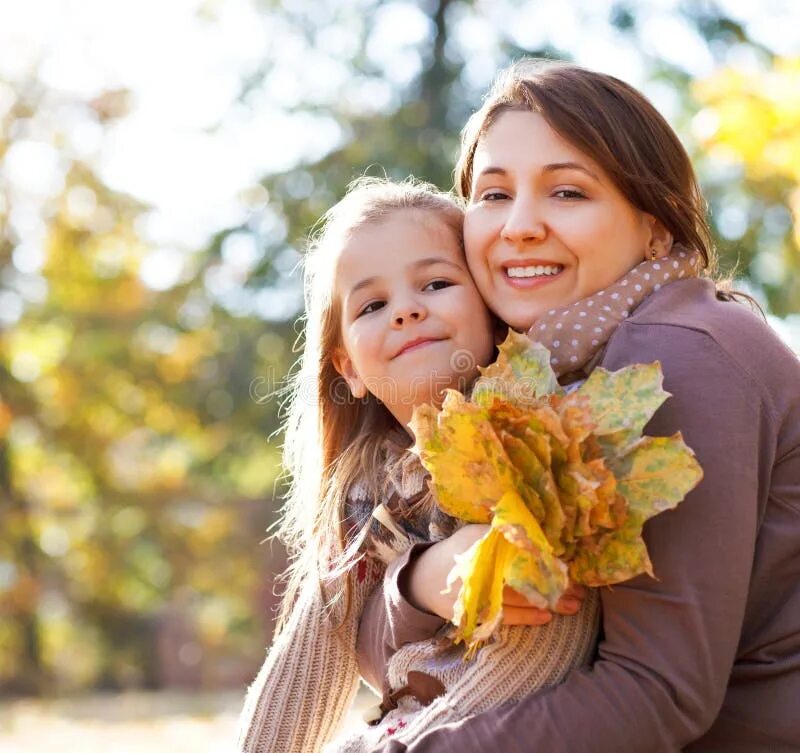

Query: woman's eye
left=424, top=279, right=453, bottom=292
left=480, top=190, right=510, bottom=201
left=357, top=300, right=385, bottom=317
left=553, top=188, right=586, bottom=200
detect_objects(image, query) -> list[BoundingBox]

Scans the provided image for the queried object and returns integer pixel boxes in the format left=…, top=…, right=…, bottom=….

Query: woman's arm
left=237, top=556, right=384, bottom=753
left=360, top=322, right=771, bottom=752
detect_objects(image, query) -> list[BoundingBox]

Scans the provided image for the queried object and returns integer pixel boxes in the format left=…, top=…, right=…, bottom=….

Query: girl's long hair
left=274, top=176, right=464, bottom=633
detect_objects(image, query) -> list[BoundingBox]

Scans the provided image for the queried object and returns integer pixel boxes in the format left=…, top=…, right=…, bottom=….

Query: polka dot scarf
left=529, top=244, right=702, bottom=379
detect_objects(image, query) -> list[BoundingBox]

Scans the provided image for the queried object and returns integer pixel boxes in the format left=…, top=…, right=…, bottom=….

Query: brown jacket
left=356, top=279, right=800, bottom=752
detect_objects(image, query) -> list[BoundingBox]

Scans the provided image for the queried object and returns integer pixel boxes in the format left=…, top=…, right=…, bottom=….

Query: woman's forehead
left=475, top=110, right=587, bottom=167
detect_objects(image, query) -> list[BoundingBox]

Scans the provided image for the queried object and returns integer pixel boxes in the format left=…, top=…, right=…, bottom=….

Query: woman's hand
left=405, top=523, right=586, bottom=625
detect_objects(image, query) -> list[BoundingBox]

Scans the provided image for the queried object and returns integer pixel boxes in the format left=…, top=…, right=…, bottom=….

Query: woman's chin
left=495, top=289, right=587, bottom=330
left=495, top=306, right=549, bottom=332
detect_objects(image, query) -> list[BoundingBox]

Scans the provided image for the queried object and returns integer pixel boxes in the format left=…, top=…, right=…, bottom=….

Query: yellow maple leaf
left=412, top=332, right=704, bottom=655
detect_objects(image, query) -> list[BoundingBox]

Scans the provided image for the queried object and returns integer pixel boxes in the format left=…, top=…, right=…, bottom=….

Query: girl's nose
left=392, top=300, right=427, bottom=328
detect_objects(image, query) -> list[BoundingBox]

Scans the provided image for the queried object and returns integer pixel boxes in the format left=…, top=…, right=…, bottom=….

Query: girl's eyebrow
left=348, top=256, right=463, bottom=298
left=412, top=256, right=464, bottom=271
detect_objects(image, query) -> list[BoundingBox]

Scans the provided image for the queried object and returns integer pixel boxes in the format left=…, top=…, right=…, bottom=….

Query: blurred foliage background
left=0, top=0, right=798, bottom=700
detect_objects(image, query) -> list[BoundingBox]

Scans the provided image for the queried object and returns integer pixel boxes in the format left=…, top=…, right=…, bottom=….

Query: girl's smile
left=392, top=336, right=448, bottom=359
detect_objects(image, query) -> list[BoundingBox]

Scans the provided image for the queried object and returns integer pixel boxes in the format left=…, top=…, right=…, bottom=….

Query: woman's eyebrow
left=543, top=161, right=601, bottom=182
left=475, top=166, right=507, bottom=180
left=475, top=162, right=600, bottom=183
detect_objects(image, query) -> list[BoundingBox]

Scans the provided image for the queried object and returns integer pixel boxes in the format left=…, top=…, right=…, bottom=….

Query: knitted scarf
left=528, top=244, right=701, bottom=379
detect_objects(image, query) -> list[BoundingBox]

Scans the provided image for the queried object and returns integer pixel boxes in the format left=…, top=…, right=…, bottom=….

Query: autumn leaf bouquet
left=410, top=331, right=704, bottom=658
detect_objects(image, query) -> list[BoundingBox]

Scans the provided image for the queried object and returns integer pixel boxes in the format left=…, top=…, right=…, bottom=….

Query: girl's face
left=333, top=209, right=496, bottom=429
left=464, top=110, right=670, bottom=330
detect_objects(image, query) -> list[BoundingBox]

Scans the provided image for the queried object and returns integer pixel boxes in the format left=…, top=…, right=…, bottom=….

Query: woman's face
left=463, top=110, right=666, bottom=330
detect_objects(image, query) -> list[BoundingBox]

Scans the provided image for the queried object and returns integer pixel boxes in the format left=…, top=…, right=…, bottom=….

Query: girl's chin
left=393, top=375, right=472, bottom=406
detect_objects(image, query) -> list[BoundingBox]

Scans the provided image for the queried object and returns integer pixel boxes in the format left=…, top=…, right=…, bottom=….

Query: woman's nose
left=500, top=196, right=546, bottom=245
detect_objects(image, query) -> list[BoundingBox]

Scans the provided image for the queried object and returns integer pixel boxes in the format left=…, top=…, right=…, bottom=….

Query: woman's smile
left=464, top=110, right=663, bottom=330
left=502, top=260, right=566, bottom=289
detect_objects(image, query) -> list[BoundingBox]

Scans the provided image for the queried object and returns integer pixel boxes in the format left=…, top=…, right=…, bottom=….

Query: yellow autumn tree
left=693, top=56, right=800, bottom=313
left=0, top=78, right=292, bottom=695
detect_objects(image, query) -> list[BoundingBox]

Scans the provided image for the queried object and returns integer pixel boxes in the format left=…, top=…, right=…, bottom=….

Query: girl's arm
left=237, top=556, right=384, bottom=753
left=357, top=543, right=445, bottom=694
left=359, top=321, right=776, bottom=752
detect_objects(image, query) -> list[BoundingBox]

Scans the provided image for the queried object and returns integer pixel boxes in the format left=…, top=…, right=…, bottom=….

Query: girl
left=356, top=60, right=800, bottom=752
left=236, top=177, right=598, bottom=753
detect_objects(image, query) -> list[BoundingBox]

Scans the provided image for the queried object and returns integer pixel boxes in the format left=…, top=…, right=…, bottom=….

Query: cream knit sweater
left=236, top=442, right=600, bottom=753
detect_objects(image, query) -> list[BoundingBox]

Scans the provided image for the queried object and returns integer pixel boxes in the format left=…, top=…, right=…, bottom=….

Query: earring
left=649, top=247, right=658, bottom=261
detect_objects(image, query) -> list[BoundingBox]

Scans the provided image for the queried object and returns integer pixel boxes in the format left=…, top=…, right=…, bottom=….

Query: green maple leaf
left=610, top=434, right=703, bottom=518
left=569, top=517, right=652, bottom=585
left=571, top=433, right=703, bottom=584
left=473, top=331, right=562, bottom=407
left=573, top=362, right=669, bottom=453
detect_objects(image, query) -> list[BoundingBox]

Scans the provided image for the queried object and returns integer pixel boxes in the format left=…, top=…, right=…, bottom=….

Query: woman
left=356, top=59, right=800, bottom=752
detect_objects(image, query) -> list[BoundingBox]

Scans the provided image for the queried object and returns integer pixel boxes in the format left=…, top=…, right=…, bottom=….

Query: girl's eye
left=357, top=300, right=385, bottom=317
left=553, top=188, right=586, bottom=200
left=424, top=279, right=453, bottom=292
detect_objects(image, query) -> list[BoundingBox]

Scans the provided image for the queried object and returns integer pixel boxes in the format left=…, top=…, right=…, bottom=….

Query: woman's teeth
left=506, top=264, right=563, bottom=278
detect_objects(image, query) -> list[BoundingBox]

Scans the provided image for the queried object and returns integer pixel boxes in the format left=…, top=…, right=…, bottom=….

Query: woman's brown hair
left=455, top=59, right=716, bottom=273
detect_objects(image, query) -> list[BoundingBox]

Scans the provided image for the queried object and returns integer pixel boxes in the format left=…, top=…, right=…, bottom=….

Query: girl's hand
left=406, top=523, right=586, bottom=626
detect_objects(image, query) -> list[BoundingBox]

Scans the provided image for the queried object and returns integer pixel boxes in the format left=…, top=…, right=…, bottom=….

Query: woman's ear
left=645, top=215, right=673, bottom=260
left=331, top=348, right=367, bottom=399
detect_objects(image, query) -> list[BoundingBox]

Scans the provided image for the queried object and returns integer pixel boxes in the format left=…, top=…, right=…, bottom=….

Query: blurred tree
left=1, top=0, right=797, bottom=699
left=0, top=77, right=293, bottom=694
left=692, top=56, right=800, bottom=315
left=245, top=0, right=799, bottom=313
